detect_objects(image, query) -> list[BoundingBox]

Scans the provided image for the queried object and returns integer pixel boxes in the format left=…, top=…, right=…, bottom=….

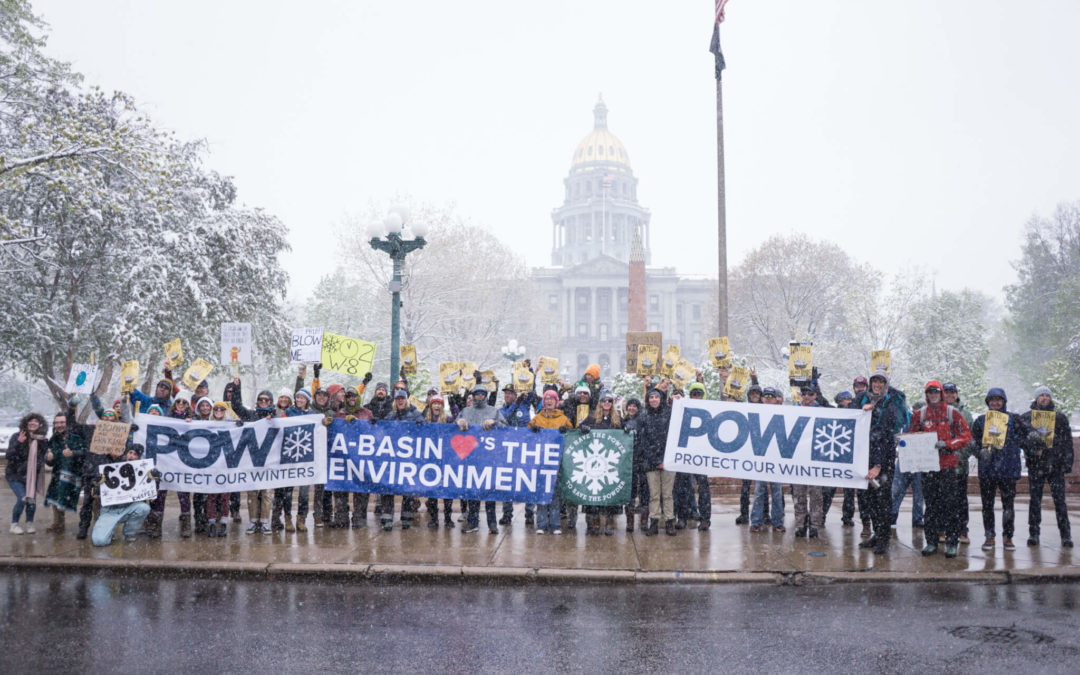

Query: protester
left=456, top=384, right=506, bottom=534
left=1020, top=386, right=1074, bottom=548
left=7, top=412, right=48, bottom=534
left=854, top=372, right=909, bottom=554
left=750, top=387, right=785, bottom=534
left=791, top=384, right=825, bottom=538
left=622, top=397, right=649, bottom=532
left=909, top=381, right=972, bottom=557
left=89, top=444, right=154, bottom=546
left=44, top=412, right=84, bottom=533
left=582, top=389, right=622, bottom=536
left=822, top=391, right=857, bottom=528
left=674, top=382, right=711, bottom=531
left=528, top=389, right=572, bottom=534
left=638, top=388, right=675, bottom=536
left=422, top=393, right=457, bottom=529
left=334, top=386, right=374, bottom=529
left=498, top=382, right=537, bottom=526
left=942, top=382, right=973, bottom=545
left=230, top=382, right=277, bottom=534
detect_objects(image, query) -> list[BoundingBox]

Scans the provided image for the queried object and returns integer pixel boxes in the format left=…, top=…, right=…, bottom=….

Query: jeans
left=792, top=484, right=823, bottom=529
left=536, top=493, right=561, bottom=531
left=891, top=470, right=924, bottom=524
left=502, top=501, right=535, bottom=518
left=7, top=480, right=36, bottom=523
left=1028, top=469, right=1071, bottom=539
left=751, top=481, right=784, bottom=528
left=979, top=476, right=1017, bottom=539
left=91, top=501, right=150, bottom=546
left=739, top=480, right=753, bottom=518
left=674, top=473, right=711, bottom=523
left=466, top=500, right=497, bottom=529
left=274, top=485, right=310, bottom=519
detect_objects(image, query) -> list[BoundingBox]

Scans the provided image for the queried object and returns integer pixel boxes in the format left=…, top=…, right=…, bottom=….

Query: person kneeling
left=91, top=444, right=154, bottom=547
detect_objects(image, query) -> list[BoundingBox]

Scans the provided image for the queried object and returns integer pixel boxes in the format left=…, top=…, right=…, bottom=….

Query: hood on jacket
left=985, top=387, right=1008, bottom=408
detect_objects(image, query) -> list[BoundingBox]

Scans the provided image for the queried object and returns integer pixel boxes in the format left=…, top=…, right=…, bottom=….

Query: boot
left=565, top=504, right=578, bottom=530
left=217, top=522, right=227, bottom=537
left=665, top=519, right=677, bottom=536
left=585, top=513, right=600, bottom=536
left=271, top=504, right=283, bottom=531
left=145, top=512, right=163, bottom=539
left=645, top=518, right=659, bottom=537
left=207, top=518, right=217, bottom=538
left=179, top=514, right=192, bottom=538
left=625, top=506, right=635, bottom=533
left=46, top=508, right=66, bottom=533
left=295, top=518, right=307, bottom=533
left=284, top=517, right=295, bottom=533
left=604, top=515, right=616, bottom=536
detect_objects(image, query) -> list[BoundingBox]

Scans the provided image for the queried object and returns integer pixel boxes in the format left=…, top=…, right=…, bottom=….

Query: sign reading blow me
left=134, top=413, right=328, bottom=493
left=325, top=419, right=564, bottom=503
left=664, top=399, right=871, bottom=489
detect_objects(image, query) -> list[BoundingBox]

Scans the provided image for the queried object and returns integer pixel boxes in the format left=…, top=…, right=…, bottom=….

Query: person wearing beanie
left=1020, top=386, right=1074, bottom=548
left=379, top=387, right=425, bottom=532
left=366, top=382, right=393, bottom=420
left=89, top=444, right=155, bottom=546
left=969, top=388, right=1040, bottom=552
left=581, top=363, right=603, bottom=406
left=528, top=390, right=573, bottom=534
left=584, top=390, right=624, bottom=536
left=455, top=384, right=507, bottom=534
left=557, top=384, right=594, bottom=530
left=622, top=397, right=649, bottom=532
left=674, top=383, right=712, bottom=531
left=229, top=378, right=279, bottom=534
left=129, top=375, right=174, bottom=417
left=909, top=381, right=973, bottom=557
left=498, top=380, right=539, bottom=527
left=330, top=387, right=374, bottom=530
left=276, top=386, right=315, bottom=533
left=941, top=382, right=974, bottom=544
left=422, top=394, right=458, bottom=529
left=638, top=388, right=676, bottom=536
left=853, top=371, right=910, bottom=555
left=821, top=391, right=859, bottom=529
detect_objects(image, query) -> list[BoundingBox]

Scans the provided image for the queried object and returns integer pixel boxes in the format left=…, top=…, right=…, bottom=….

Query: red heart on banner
left=450, top=435, right=477, bottom=460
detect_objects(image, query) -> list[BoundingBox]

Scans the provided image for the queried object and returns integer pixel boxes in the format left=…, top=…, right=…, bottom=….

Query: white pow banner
left=132, top=413, right=327, bottom=493
left=664, top=399, right=870, bottom=489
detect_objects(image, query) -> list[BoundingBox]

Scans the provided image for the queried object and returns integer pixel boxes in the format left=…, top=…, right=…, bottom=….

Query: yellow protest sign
left=789, top=343, right=812, bottom=382
left=790, top=386, right=803, bottom=405
left=982, top=410, right=1009, bottom=450
left=513, top=361, right=534, bottom=393
left=626, top=331, right=661, bottom=373
left=671, top=358, right=696, bottom=389
left=460, top=362, right=479, bottom=390
left=477, top=369, right=497, bottom=393
left=321, top=332, right=377, bottom=377
left=537, top=356, right=560, bottom=385
left=871, top=350, right=891, bottom=376
left=120, top=360, right=140, bottom=394
left=164, top=338, right=183, bottom=369
left=439, top=362, right=466, bottom=391
left=637, top=344, right=660, bottom=377
left=708, top=337, right=732, bottom=369
left=661, top=345, right=680, bottom=378
left=89, top=421, right=131, bottom=455
left=724, top=365, right=751, bottom=401
left=400, top=344, right=418, bottom=375
left=1030, top=410, right=1055, bottom=448
left=182, top=358, right=214, bottom=391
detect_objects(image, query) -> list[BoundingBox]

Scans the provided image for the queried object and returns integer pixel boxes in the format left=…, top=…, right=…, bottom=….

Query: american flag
left=710, top=0, right=729, bottom=80
left=715, top=0, right=729, bottom=25
left=602, top=173, right=615, bottom=189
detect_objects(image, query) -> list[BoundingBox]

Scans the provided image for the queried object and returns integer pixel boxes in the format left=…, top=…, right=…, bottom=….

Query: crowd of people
left=5, top=359, right=1074, bottom=559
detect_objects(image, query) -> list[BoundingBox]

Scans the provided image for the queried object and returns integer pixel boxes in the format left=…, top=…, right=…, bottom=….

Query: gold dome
left=570, top=98, right=631, bottom=173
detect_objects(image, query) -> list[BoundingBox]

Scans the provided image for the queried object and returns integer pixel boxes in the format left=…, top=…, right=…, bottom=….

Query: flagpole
left=716, top=74, right=728, bottom=338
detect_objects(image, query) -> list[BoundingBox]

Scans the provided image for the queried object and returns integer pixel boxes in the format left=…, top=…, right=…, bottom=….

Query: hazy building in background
left=533, top=98, right=714, bottom=381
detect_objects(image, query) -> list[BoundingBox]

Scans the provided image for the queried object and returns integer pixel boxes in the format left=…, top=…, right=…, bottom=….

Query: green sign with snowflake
left=558, top=430, right=633, bottom=506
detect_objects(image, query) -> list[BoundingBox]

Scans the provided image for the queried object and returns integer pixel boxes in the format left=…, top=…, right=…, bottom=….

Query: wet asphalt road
left=2, top=571, right=1079, bottom=674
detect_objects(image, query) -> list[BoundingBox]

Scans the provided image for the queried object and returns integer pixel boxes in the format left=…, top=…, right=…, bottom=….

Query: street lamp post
left=368, top=206, right=427, bottom=384
left=500, top=339, right=526, bottom=384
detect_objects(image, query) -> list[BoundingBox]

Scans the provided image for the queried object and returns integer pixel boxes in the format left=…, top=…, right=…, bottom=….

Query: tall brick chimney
left=628, top=231, right=646, bottom=331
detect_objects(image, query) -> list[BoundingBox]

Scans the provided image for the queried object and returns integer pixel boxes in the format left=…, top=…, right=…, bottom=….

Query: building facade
left=533, top=98, right=715, bottom=381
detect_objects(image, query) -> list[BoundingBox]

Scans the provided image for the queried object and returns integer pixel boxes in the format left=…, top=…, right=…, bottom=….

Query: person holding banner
left=970, top=389, right=1038, bottom=552
left=229, top=383, right=278, bottom=534
left=274, top=389, right=313, bottom=533
left=910, top=381, right=972, bottom=558
left=7, top=413, right=48, bottom=535
left=559, top=385, right=595, bottom=530
left=749, top=388, right=786, bottom=534
left=1020, top=386, right=1074, bottom=548
left=528, top=389, right=572, bottom=534
left=792, top=384, right=826, bottom=538
left=498, top=383, right=538, bottom=527
left=622, top=398, right=649, bottom=533
left=674, top=382, right=712, bottom=531
left=942, top=383, right=974, bottom=545
left=638, top=388, right=676, bottom=537
left=456, top=385, right=507, bottom=534
left=375, top=389, right=427, bottom=531
left=332, top=386, right=374, bottom=529
left=854, top=372, right=909, bottom=555
left=421, top=394, right=458, bottom=529
left=582, top=390, right=624, bottom=536
left=90, top=444, right=154, bottom=546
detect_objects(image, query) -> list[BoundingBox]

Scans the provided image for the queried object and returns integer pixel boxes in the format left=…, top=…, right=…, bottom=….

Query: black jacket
left=1021, top=401, right=1074, bottom=475
left=5, top=434, right=48, bottom=483
left=635, top=403, right=671, bottom=472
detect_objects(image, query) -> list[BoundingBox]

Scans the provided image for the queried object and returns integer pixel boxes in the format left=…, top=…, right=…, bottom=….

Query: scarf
left=24, top=435, right=44, bottom=502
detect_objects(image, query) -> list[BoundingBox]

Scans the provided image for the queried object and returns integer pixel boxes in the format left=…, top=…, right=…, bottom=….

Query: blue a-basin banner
left=325, top=419, right=564, bottom=503
left=663, top=399, right=871, bottom=489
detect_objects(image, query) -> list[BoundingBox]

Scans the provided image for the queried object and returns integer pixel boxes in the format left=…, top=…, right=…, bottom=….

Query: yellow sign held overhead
left=637, top=344, right=660, bottom=377
left=789, top=343, right=812, bottom=382
left=724, top=365, right=751, bottom=401
left=871, top=350, right=891, bottom=376
left=439, top=362, right=466, bottom=392
left=321, top=332, right=376, bottom=377
left=537, top=356, right=560, bottom=385
left=182, top=358, right=214, bottom=391
left=661, top=345, right=680, bottom=378
left=164, top=338, right=183, bottom=369
left=708, top=337, right=732, bottom=369
left=400, top=344, right=418, bottom=375
left=512, top=361, right=534, bottom=393
left=672, top=358, right=696, bottom=389
left=120, top=360, right=140, bottom=394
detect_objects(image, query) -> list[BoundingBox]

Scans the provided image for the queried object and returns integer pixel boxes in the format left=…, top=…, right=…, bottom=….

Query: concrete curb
left=1, top=556, right=1077, bottom=585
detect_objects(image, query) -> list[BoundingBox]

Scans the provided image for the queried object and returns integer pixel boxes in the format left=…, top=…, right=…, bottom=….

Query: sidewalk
left=1, top=490, right=1077, bottom=585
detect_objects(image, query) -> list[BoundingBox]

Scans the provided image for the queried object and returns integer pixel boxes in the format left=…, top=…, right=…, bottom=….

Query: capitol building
left=533, top=98, right=715, bottom=381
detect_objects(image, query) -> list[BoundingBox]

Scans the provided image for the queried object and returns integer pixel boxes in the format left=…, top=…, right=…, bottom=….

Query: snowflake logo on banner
left=280, top=424, right=315, bottom=464
left=811, top=418, right=856, bottom=464
left=570, top=438, right=622, bottom=495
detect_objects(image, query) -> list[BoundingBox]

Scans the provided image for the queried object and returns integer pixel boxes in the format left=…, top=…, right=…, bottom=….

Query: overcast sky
left=32, top=0, right=1080, bottom=305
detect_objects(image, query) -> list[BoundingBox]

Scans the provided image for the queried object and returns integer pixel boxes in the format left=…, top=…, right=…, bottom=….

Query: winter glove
left=558, top=425, right=569, bottom=434
left=415, top=420, right=424, bottom=427
left=363, top=371, right=372, bottom=385
left=129, top=423, right=139, bottom=432
left=977, top=447, right=991, bottom=462
left=68, top=394, right=81, bottom=408
left=235, top=420, right=244, bottom=427
left=149, top=468, right=162, bottom=481
left=623, top=428, right=632, bottom=435
left=1027, top=430, right=1044, bottom=447
left=457, top=419, right=469, bottom=431
left=531, top=426, right=541, bottom=433
left=482, top=419, right=494, bottom=431
left=579, top=424, right=590, bottom=434
left=313, top=363, right=321, bottom=379
left=345, top=415, right=356, bottom=424
left=322, top=416, right=334, bottom=427
left=934, top=440, right=948, bottom=452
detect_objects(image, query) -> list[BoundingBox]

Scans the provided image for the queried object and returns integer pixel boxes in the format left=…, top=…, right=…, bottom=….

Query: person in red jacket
left=910, top=380, right=972, bottom=557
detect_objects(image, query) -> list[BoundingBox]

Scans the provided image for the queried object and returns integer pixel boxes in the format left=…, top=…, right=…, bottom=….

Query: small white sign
left=64, top=363, right=98, bottom=395
left=290, top=328, right=323, bottom=364
left=99, top=459, right=158, bottom=507
left=221, top=322, right=253, bottom=366
left=896, top=432, right=941, bottom=473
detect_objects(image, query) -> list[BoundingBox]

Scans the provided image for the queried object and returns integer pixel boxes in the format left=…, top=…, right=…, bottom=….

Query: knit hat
left=853, top=376, right=868, bottom=387
left=428, top=393, right=445, bottom=405
left=196, top=396, right=213, bottom=410
left=278, top=387, right=293, bottom=401
left=585, top=364, right=601, bottom=380
left=256, top=389, right=273, bottom=403
left=374, top=382, right=389, bottom=394
left=394, top=389, right=409, bottom=399
left=688, top=382, right=707, bottom=397
left=1033, top=385, right=1052, bottom=400
left=472, top=384, right=488, bottom=395
left=213, top=401, right=229, bottom=410
left=575, top=385, right=590, bottom=396
left=543, top=389, right=559, bottom=401
left=147, top=404, right=164, bottom=415
left=599, top=389, right=615, bottom=401
left=834, top=391, right=852, bottom=404
left=295, top=388, right=311, bottom=402
left=625, top=397, right=641, bottom=409
left=326, top=384, right=343, bottom=399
